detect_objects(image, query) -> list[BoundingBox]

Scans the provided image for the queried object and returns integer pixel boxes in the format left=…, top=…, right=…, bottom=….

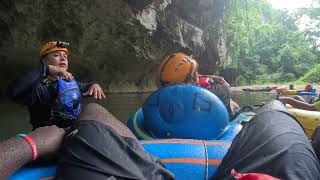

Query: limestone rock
left=0, top=0, right=230, bottom=94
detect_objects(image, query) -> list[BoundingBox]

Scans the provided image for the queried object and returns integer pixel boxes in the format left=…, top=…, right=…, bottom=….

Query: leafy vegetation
left=223, top=0, right=320, bottom=85
left=299, top=64, right=320, bottom=83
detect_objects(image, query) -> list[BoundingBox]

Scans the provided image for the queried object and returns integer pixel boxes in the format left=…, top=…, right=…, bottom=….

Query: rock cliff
left=0, top=0, right=230, bottom=94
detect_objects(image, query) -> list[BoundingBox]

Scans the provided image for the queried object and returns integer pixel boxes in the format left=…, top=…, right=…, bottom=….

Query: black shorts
left=55, top=120, right=175, bottom=180
left=213, top=109, right=320, bottom=180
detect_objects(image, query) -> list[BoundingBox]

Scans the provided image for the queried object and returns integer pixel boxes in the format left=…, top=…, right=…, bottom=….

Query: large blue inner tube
left=141, top=84, right=229, bottom=140
left=128, top=108, right=254, bottom=140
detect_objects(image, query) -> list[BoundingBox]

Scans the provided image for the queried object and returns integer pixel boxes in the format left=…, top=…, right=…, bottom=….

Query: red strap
left=231, top=169, right=281, bottom=180
left=18, top=134, right=38, bottom=160
left=198, top=76, right=212, bottom=89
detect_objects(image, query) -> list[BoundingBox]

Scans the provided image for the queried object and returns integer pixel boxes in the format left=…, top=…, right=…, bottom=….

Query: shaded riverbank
left=105, top=84, right=320, bottom=94
left=231, top=84, right=320, bottom=92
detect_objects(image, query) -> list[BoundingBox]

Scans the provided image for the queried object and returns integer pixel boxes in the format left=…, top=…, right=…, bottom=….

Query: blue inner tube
left=298, top=91, right=318, bottom=96
left=141, top=84, right=230, bottom=140
left=10, top=166, right=56, bottom=180
left=127, top=108, right=254, bottom=140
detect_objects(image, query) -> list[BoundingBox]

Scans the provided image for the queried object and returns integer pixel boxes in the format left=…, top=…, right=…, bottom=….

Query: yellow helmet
left=157, top=53, right=198, bottom=85
left=39, top=41, right=69, bottom=57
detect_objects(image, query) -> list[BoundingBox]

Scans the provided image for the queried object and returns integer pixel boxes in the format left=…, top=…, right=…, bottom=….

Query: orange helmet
left=157, top=53, right=198, bottom=85
left=39, top=41, right=69, bottom=57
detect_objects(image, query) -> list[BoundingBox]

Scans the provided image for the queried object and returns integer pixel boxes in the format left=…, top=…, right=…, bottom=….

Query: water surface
left=0, top=91, right=276, bottom=140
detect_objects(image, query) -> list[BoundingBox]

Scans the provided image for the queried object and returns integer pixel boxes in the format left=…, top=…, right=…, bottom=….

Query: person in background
left=7, top=41, right=106, bottom=129
left=157, top=52, right=240, bottom=116
left=198, top=74, right=240, bottom=112
left=279, top=83, right=318, bottom=106
left=305, top=84, right=314, bottom=92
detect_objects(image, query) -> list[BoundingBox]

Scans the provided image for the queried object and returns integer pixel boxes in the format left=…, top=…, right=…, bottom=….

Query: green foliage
left=223, top=0, right=320, bottom=85
left=299, top=64, right=320, bottom=83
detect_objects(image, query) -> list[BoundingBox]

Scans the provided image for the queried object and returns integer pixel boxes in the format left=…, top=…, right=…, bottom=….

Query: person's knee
left=83, top=103, right=106, bottom=113
left=230, top=99, right=240, bottom=110
left=78, top=103, right=137, bottom=139
left=79, top=103, right=111, bottom=121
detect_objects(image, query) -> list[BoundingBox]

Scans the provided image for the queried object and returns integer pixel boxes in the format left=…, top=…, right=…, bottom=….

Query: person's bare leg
left=293, top=95, right=307, bottom=102
left=79, top=103, right=137, bottom=140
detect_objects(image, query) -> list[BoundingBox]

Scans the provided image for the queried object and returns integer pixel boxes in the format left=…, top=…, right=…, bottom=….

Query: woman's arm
left=79, top=82, right=106, bottom=99
left=7, top=66, right=48, bottom=105
left=278, top=97, right=316, bottom=111
left=0, top=136, right=33, bottom=179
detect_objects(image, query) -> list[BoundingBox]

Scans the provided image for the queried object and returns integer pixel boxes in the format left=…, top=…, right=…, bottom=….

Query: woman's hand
left=82, top=84, right=106, bottom=99
left=48, top=65, right=74, bottom=81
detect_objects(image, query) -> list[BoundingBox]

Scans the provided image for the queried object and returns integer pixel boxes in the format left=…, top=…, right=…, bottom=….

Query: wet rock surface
left=0, top=0, right=230, bottom=93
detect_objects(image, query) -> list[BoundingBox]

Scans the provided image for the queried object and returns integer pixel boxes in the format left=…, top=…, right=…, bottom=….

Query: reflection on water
left=87, top=93, right=150, bottom=123
left=232, top=91, right=277, bottom=107
left=0, top=91, right=276, bottom=140
left=0, top=100, right=31, bottom=141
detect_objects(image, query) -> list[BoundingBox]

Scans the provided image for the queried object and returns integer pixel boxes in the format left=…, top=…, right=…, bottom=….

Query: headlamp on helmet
left=40, top=41, right=69, bottom=57
left=56, top=41, right=70, bottom=48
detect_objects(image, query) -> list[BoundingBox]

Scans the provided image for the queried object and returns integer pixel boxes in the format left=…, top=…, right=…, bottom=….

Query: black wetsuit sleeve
left=7, top=65, right=49, bottom=106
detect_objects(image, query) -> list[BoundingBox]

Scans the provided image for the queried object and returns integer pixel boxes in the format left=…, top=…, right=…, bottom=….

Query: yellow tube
left=288, top=107, right=320, bottom=139
left=279, top=90, right=298, bottom=96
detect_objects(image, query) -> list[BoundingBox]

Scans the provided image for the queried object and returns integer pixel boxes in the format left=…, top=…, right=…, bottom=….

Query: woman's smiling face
left=44, top=50, right=69, bottom=71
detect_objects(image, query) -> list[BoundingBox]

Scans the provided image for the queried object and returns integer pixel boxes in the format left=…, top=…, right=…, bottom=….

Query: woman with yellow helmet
left=157, top=52, right=239, bottom=115
left=7, top=41, right=106, bottom=129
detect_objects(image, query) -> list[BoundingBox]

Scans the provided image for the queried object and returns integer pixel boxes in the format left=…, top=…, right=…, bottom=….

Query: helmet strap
left=40, top=56, right=46, bottom=64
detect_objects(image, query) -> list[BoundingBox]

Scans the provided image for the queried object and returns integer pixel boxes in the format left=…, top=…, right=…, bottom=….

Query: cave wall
left=0, top=0, right=230, bottom=94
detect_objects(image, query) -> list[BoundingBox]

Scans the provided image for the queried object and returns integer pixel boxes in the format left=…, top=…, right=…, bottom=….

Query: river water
left=0, top=91, right=276, bottom=140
